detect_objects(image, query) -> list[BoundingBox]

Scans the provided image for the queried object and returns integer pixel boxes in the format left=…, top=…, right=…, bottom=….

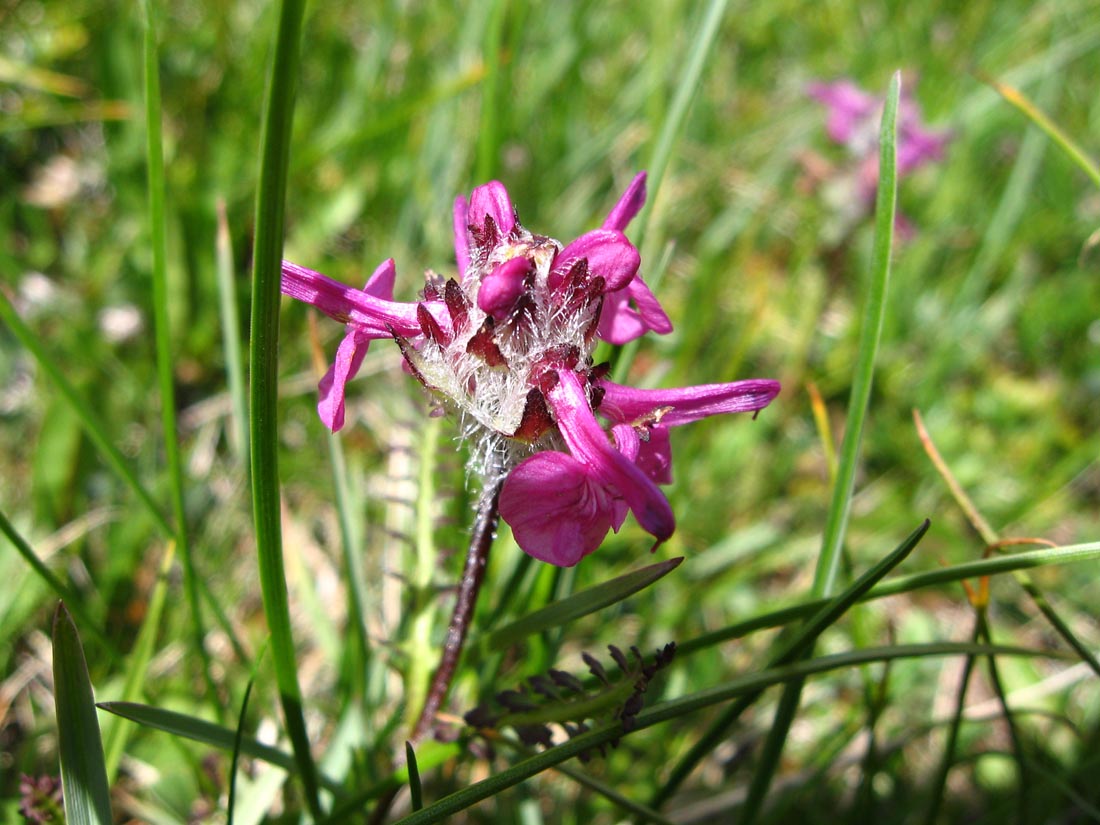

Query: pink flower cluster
left=281, top=174, right=779, bottom=566
left=808, top=79, right=950, bottom=236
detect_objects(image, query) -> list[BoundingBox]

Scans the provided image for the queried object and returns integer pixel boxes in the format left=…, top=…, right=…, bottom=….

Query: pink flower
left=281, top=174, right=779, bottom=566
left=807, top=78, right=950, bottom=236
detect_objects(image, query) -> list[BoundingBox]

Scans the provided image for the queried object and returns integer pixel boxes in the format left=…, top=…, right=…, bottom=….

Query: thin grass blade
left=485, top=557, right=683, bottom=652
left=52, top=602, right=113, bottom=825
left=98, top=701, right=345, bottom=795
left=653, top=518, right=926, bottom=806
left=394, top=642, right=1057, bottom=825
left=678, top=539, right=1100, bottom=657
left=740, top=73, right=900, bottom=823
left=102, top=541, right=175, bottom=781
left=247, top=0, right=319, bottom=814
left=228, top=677, right=257, bottom=825
left=983, top=74, right=1100, bottom=189
left=0, top=508, right=109, bottom=648
left=405, top=741, right=423, bottom=812
left=612, top=0, right=729, bottom=383
left=0, top=289, right=172, bottom=537
left=216, top=197, right=250, bottom=465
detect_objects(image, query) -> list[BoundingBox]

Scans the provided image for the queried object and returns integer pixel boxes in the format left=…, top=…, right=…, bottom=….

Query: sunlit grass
left=1, top=1, right=1098, bottom=823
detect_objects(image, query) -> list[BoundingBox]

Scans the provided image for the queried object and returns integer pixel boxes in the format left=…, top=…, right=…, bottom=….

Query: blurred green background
left=2, top=0, right=1099, bottom=822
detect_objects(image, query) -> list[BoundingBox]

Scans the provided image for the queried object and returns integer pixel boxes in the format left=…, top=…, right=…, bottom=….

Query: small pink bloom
left=808, top=78, right=950, bottom=233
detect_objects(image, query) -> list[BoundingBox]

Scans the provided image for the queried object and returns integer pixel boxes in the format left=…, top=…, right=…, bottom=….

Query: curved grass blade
left=677, top=538, right=1100, bottom=657
left=914, top=409, right=1100, bottom=678
left=394, top=642, right=1059, bottom=825
left=98, top=701, right=346, bottom=796
left=141, top=0, right=220, bottom=728
left=737, top=72, right=900, bottom=824
left=405, top=742, right=423, bottom=812
left=102, top=541, right=175, bottom=781
left=216, top=198, right=250, bottom=465
left=52, top=602, right=112, bottom=825
left=0, top=288, right=172, bottom=537
left=484, top=557, right=682, bottom=652
left=228, top=676, right=257, bottom=825
left=0, top=508, right=109, bottom=649
left=612, top=0, right=729, bottom=383
left=653, top=518, right=927, bottom=807
left=983, top=74, right=1100, bottom=189
left=247, top=0, right=319, bottom=815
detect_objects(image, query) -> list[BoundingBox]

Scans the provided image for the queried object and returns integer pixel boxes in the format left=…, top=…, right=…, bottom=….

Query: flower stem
left=410, top=474, right=503, bottom=743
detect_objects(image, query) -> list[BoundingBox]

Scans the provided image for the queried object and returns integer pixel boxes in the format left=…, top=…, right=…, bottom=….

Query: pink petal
left=477, top=257, right=533, bottom=319
left=453, top=195, right=470, bottom=279
left=500, top=452, right=616, bottom=566
left=602, top=171, right=647, bottom=232
left=597, top=378, right=781, bottom=427
left=597, top=290, right=648, bottom=345
left=468, top=180, right=516, bottom=236
left=627, top=275, right=672, bottom=333
left=317, top=327, right=372, bottom=432
left=281, top=259, right=421, bottom=336
left=638, top=427, right=673, bottom=485
left=549, top=230, right=640, bottom=293
left=362, top=256, right=397, bottom=298
left=549, top=370, right=674, bottom=544
left=614, top=421, right=672, bottom=484
left=808, top=80, right=878, bottom=143
left=598, top=274, right=673, bottom=344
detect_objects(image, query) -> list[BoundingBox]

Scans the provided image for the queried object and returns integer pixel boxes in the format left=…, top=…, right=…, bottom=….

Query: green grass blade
left=140, top=0, right=219, bottom=727
left=612, top=0, right=728, bottom=383
left=248, top=0, right=319, bottom=815
left=985, top=75, right=1100, bottom=189
left=327, top=431, right=371, bottom=694
left=52, top=602, right=113, bottom=825
left=0, top=288, right=172, bottom=537
left=484, top=557, right=683, bottom=652
left=740, top=73, right=900, bottom=823
left=101, top=541, right=175, bottom=781
left=0, top=508, right=110, bottom=649
left=474, top=0, right=506, bottom=182
left=924, top=628, right=979, bottom=825
left=677, top=539, right=1100, bottom=657
left=228, top=676, right=257, bottom=825
left=394, top=642, right=1057, bottom=825
left=98, top=701, right=346, bottom=796
left=216, top=198, right=250, bottom=465
left=653, top=518, right=927, bottom=807
left=813, top=72, right=900, bottom=599
left=405, top=741, right=423, bottom=812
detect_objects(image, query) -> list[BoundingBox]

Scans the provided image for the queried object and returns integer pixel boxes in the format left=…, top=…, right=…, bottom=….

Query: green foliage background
left=1, top=0, right=1098, bottom=822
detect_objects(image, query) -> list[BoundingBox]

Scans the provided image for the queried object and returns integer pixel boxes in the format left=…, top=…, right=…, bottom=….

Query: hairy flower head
left=281, top=173, right=778, bottom=565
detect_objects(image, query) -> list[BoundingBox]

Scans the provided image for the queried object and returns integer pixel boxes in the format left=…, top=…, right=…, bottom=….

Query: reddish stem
left=410, top=475, right=503, bottom=743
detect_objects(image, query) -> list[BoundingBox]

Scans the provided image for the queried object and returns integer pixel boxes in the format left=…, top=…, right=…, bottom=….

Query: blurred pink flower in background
left=807, top=78, right=950, bottom=238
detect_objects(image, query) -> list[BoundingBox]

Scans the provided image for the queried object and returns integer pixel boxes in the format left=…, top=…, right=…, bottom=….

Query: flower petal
left=468, top=180, right=516, bottom=236
left=281, top=259, right=421, bottom=336
left=500, top=452, right=615, bottom=566
left=597, top=378, right=781, bottom=427
left=478, top=256, right=533, bottom=319
left=550, top=230, right=640, bottom=293
left=597, top=289, right=648, bottom=345
left=601, top=171, right=647, bottom=232
left=549, top=370, right=674, bottom=544
left=453, top=194, right=470, bottom=279
left=317, top=327, right=372, bottom=432
left=638, top=427, right=673, bottom=485
left=597, top=274, right=673, bottom=344
left=808, top=80, right=877, bottom=144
